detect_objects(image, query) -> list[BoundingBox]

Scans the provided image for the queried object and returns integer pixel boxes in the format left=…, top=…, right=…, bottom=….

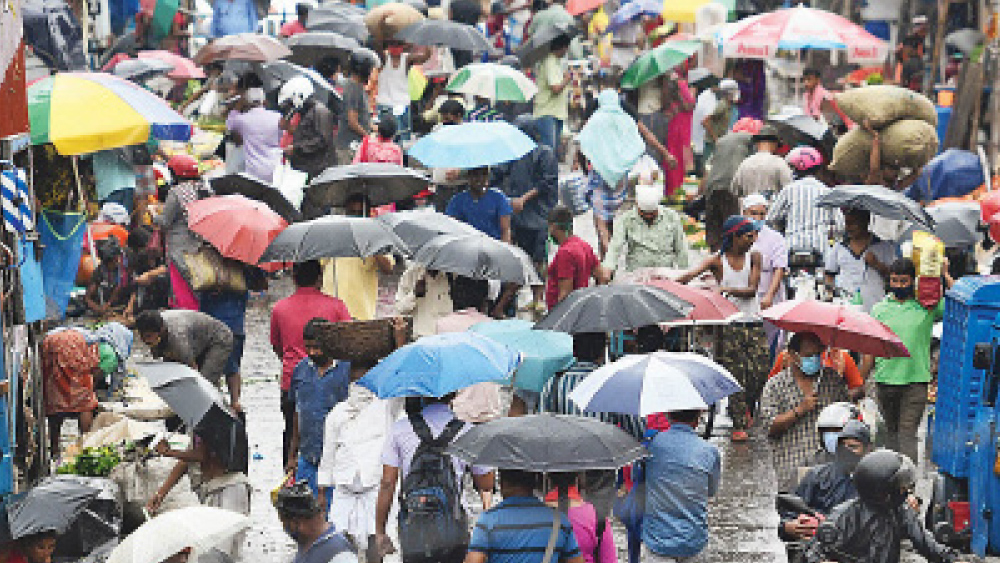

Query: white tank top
left=377, top=53, right=410, bottom=108
left=721, top=253, right=759, bottom=314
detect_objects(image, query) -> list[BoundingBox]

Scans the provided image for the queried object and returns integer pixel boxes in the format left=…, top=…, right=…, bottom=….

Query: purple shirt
left=381, top=403, right=492, bottom=478
left=751, top=224, right=788, bottom=303
left=226, top=107, right=283, bottom=183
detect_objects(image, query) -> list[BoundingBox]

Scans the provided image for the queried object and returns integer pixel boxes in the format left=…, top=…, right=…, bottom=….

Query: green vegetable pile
left=56, top=445, right=122, bottom=477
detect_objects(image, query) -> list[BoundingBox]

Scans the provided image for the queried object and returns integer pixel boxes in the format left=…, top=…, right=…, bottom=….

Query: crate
left=933, top=277, right=1000, bottom=477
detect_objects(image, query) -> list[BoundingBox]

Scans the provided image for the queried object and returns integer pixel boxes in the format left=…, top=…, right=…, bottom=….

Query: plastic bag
left=273, top=163, right=307, bottom=210
left=912, top=230, right=944, bottom=309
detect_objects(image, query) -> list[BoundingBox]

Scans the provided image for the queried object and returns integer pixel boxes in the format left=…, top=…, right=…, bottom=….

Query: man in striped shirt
left=766, top=154, right=844, bottom=255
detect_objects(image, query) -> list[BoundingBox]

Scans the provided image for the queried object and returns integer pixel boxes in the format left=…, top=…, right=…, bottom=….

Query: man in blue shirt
left=466, top=469, right=584, bottom=563
left=642, top=409, right=722, bottom=562
left=286, top=318, right=351, bottom=503
left=211, top=0, right=259, bottom=38
left=275, top=483, right=357, bottom=563
left=446, top=166, right=513, bottom=243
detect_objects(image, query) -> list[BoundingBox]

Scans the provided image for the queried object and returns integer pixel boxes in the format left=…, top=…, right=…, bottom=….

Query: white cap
left=635, top=185, right=661, bottom=212
left=742, top=193, right=768, bottom=210
left=99, top=202, right=130, bottom=226
left=719, top=78, right=739, bottom=91
left=246, top=87, right=266, bottom=104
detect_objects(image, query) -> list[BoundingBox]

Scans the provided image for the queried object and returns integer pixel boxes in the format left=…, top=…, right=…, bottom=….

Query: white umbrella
left=107, top=507, right=250, bottom=563
left=445, top=63, right=538, bottom=102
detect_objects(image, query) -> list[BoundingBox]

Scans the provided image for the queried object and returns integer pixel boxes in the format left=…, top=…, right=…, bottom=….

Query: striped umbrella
left=28, top=72, right=192, bottom=155
left=446, top=63, right=537, bottom=102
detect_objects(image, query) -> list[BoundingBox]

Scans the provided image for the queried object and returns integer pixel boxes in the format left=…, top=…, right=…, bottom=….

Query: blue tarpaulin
left=39, top=210, right=86, bottom=319
left=907, top=149, right=985, bottom=203
left=19, top=240, right=46, bottom=324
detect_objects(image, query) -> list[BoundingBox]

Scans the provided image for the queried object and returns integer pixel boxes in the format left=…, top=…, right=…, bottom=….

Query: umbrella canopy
left=607, top=0, right=662, bottom=31
left=112, top=58, right=174, bottom=81
left=306, top=163, right=430, bottom=208
left=446, top=63, right=537, bottom=102
left=107, top=507, right=250, bottom=563
left=208, top=172, right=302, bottom=222
left=566, top=0, right=605, bottom=16
left=259, top=216, right=407, bottom=263
left=535, top=284, right=693, bottom=334
left=945, top=28, right=985, bottom=55
left=395, top=20, right=492, bottom=52
left=357, top=332, right=521, bottom=398
left=766, top=111, right=836, bottom=157
left=762, top=300, right=910, bottom=358
left=662, top=0, right=733, bottom=23
left=193, top=33, right=291, bottom=64
left=909, top=149, right=985, bottom=202
left=469, top=319, right=574, bottom=392
left=621, top=39, right=701, bottom=89
left=308, top=12, right=370, bottom=41
left=447, top=413, right=646, bottom=472
left=186, top=195, right=288, bottom=264
left=28, top=72, right=192, bottom=155
left=287, top=31, right=361, bottom=66
left=413, top=234, right=542, bottom=285
left=516, top=20, right=578, bottom=68
left=5, top=477, right=100, bottom=540
left=376, top=209, right=482, bottom=253
left=720, top=5, right=888, bottom=63
left=641, top=277, right=739, bottom=324
left=408, top=121, right=535, bottom=169
left=815, top=185, right=934, bottom=229
left=569, top=352, right=742, bottom=416
left=260, top=61, right=342, bottom=111
left=22, top=0, right=87, bottom=71
left=902, top=202, right=981, bottom=248
left=138, top=50, right=205, bottom=79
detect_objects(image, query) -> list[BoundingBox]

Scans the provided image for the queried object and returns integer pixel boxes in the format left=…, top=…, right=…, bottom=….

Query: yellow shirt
left=533, top=54, right=569, bottom=121
left=321, top=256, right=393, bottom=321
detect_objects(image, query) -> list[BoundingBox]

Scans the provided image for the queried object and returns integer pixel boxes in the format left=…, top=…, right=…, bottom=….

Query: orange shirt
left=768, top=348, right=864, bottom=389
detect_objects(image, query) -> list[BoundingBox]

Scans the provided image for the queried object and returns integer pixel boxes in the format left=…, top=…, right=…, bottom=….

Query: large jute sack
left=829, top=120, right=939, bottom=178
left=836, top=85, right=938, bottom=128
left=364, top=3, right=424, bottom=41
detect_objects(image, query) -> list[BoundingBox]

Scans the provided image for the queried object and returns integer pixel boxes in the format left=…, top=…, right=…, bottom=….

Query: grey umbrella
left=413, top=233, right=541, bottom=285
left=208, top=172, right=302, bottom=223
left=534, top=284, right=693, bottom=334
left=766, top=111, right=836, bottom=157
left=5, top=476, right=101, bottom=540
left=259, top=216, right=408, bottom=262
left=816, top=185, right=935, bottom=230
left=901, top=201, right=981, bottom=248
left=516, top=20, right=578, bottom=69
left=306, top=163, right=430, bottom=208
left=260, top=60, right=342, bottom=111
left=447, top=414, right=646, bottom=472
left=112, top=58, right=174, bottom=81
left=376, top=209, right=481, bottom=253
left=945, top=28, right=985, bottom=55
left=287, top=31, right=361, bottom=66
left=307, top=9, right=369, bottom=41
left=395, top=20, right=492, bottom=52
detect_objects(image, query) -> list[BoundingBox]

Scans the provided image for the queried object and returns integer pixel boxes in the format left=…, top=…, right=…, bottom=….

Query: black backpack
left=397, top=412, right=469, bottom=562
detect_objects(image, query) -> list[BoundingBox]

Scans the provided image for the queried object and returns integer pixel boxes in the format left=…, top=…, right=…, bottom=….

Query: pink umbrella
left=721, top=5, right=888, bottom=63
left=186, top=195, right=288, bottom=264
left=761, top=300, right=910, bottom=358
left=642, top=277, right=739, bottom=324
left=138, top=50, right=206, bottom=79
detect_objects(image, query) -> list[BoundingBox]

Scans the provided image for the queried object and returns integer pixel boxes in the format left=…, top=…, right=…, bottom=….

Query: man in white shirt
left=691, top=80, right=719, bottom=177
left=394, top=264, right=454, bottom=338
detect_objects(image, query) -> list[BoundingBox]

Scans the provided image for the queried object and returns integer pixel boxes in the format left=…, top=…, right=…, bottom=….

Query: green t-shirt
left=533, top=54, right=569, bottom=121
left=870, top=296, right=944, bottom=385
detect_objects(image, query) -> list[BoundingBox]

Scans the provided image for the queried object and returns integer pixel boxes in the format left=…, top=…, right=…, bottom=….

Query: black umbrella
left=287, top=31, right=361, bottom=67
left=447, top=414, right=646, bottom=472
left=376, top=209, right=481, bottom=253
left=307, top=9, right=370, bottom=41
left=395, top=20, right=492, bottom=52
left=901, top=201, right=981, bottom=248
left=98, top=32, right=139, bottom=69
left=816, top=185, right=935, bottom=230
left=413, top=234, right=541, bottom=285
left=5, top=476, right=100, bottom=540
left=23, top=0, right=87, bottom=71
left=534, top=284, right=693, bottom=333
left=259, top=216, right=408, bottom=263
left=516, top=21, right=578, bottom=69
left=306, top=163, right=430, bottom=208
left=449, top=0, right=482, bottom=25
left=208, top=172, right=302, bottom=223
left=138, top=362, right=248, bottom=473
left=259, top=61, right=342, bottom=112
left=112, top=58, right=174, bottom=81
left=766, top=112, right=836, bottom=158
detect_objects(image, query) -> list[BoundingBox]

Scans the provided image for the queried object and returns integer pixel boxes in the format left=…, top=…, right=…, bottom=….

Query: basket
left=318, top=317, right=413, bottom=365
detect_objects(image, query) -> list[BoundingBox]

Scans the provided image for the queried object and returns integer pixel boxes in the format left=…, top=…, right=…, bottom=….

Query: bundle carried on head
left=835, top=85, right=938, bottom=128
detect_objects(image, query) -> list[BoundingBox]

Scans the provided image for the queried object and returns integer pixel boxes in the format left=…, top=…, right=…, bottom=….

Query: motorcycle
left=776, top=493, right=864, bottom=563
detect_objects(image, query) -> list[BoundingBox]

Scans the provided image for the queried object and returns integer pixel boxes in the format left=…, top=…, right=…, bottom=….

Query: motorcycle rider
left=802, top=449, right=965, bottom=563
left=812, top=402, right=863, bottom=465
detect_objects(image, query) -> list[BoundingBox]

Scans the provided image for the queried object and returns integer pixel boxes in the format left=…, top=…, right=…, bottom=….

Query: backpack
left=397, top=412, right=469, bottom=562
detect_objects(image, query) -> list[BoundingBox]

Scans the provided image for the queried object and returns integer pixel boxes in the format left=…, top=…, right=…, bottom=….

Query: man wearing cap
left=600, top=184, right=690, bottom=279
left=729, top=125, right=794, bottom=199
left=275, top=483, right=357, bottom=563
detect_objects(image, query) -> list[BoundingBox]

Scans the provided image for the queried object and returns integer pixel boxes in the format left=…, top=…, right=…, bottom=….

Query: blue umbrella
left=469, top=319, right=574, bottom=393
left=408, top=122, right=536, bottom=169
left=607, top=0, right=663, bottom=32
left=357, top=332, right=521, bottom=398
left=569, top=352, right=742, bottom=416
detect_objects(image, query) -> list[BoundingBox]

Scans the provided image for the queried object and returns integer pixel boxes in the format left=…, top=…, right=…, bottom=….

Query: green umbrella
left=446, top=63, right=538, bottom=102
left=620, top=40, right=701, bottom=90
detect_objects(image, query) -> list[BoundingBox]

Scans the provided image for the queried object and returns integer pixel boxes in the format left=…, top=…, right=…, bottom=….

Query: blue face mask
left=800, top=355, right=822, bottom=376
left=822, top=431, right=841, bottom=454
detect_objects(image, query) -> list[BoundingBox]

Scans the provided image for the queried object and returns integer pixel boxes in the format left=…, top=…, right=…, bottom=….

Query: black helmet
left=852, top=449, right=915, bottom=508
left=273, top=482, right=320, bottom=517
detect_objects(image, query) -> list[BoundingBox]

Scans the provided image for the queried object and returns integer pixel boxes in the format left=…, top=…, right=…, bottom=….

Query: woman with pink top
left=545, top=476, right=619, bottom=563
left=663, top=76, right=695, bottom=195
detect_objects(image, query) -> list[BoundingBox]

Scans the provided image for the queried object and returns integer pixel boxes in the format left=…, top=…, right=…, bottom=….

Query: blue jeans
left=296, top=455, right=333, bottom=512
left=535, top=115, right=562, bottom=157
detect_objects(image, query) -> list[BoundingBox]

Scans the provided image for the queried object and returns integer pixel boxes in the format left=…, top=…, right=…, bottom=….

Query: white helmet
left=278, top=75, right=314, bottom=110
left=816, top=401, right=861, bottom=432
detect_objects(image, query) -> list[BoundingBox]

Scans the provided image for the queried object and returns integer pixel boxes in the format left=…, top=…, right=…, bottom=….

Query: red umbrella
left=186, top=195, right=287, bottom=264
left=138, top=50, right=206, bottom=79
left=762, top=300, right=910, bottom=358
left=642, top=277, right=739, bottom=324
left=566, top=0, right=606, bottom=16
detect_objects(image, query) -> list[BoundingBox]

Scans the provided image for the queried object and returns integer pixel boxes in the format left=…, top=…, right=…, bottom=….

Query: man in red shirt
left=279, top=3, right=310, bottom=37
left=270, top=260, right=351, bottom=460
left=546, top=205, right=600, bottom=309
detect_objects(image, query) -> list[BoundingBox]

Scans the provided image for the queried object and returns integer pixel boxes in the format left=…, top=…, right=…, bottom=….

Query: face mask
left=834, top=446, right=864, bottom=473
left=388, top=46, right=405, bottom=57
left=821, top=431, right=840, bottom=454
left=799, top=354, right=822, bottom=376
left=890, top=285, right=914, bottom=301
